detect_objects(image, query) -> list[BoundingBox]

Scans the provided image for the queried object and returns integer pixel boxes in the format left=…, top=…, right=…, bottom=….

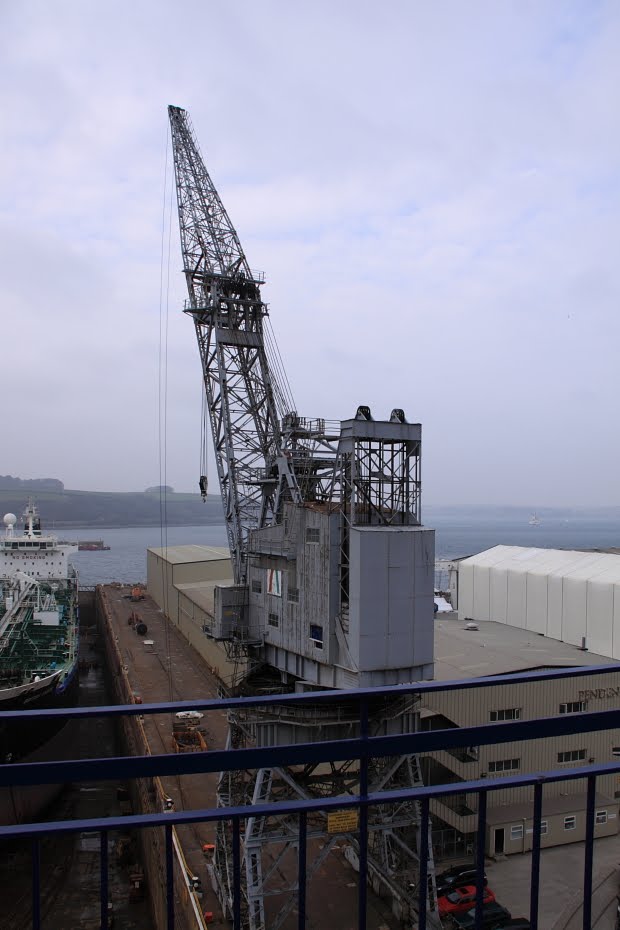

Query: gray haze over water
left=66, top=509, right=620, bottom=587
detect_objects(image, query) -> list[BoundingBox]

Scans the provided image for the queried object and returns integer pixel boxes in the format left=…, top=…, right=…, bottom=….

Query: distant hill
left=0, top=475, right=64, bottom=491
left=0, top=483, right=224, bottom=528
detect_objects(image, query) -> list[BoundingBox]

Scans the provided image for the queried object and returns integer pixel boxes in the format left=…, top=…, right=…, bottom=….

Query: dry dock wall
left=96, top=586, right=200, bottom=930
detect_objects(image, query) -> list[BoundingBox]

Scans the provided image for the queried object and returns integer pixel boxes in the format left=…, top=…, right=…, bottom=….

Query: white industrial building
left=452, top=546, right=620, bottom=658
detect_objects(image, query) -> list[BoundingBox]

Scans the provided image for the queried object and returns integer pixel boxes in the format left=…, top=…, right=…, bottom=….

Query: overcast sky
left=1, top=1, right=618, bottom=506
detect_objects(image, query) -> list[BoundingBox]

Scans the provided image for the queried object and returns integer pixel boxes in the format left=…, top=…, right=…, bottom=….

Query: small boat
left=528, top=512, right=541, bottom=526
left=78, top=540, right=110, bottom=551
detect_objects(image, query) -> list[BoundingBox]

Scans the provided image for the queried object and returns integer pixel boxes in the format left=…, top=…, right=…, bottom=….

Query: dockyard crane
left=168, top=105, right=302, bottom=585
left=168, top=105, right=441, bottom=930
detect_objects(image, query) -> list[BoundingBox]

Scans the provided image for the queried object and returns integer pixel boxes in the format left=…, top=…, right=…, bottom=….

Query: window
left=510, top=824, right=524, bottom=840
left=268, top=613, right=279, bottom=628
left=539, top=820, right=548, bottom=835
left=305, top=527, right=320, bottom=544
left=287, top=588, right=299, bottom=603
left=564, top=816, right=576, bottom=831
left=557, top=749, right=586, bottom=764
left=490, top=708, right=521, bottom=721
left=488, top=758, right=520, bottom=773
left=559, top=701, right=587, bottom=714
left=596, top=810, right=608, bottom=825
left=309, top=624, right=323, bottom=648
left=251, top=579, right=262, bottom=594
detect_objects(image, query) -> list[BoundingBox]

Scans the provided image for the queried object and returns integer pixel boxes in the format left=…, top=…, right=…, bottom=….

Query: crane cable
left=158, top=124, right=174, bottom=703
left=200, top=381, right=209, bottom=499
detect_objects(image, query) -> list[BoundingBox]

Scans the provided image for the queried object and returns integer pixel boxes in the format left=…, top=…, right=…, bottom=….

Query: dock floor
left=101, top=584, right=401, bottom=930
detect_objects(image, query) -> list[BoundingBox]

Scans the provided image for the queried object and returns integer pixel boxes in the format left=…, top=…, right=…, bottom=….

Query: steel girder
left=210, top=704, right=440, bottom=930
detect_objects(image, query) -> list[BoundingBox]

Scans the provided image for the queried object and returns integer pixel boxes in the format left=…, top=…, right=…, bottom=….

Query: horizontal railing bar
left=1, top=759, right=617, bottom=841
left=4, top=706, right=620, bottom=788
left=2, top=662, right=618, bottom=722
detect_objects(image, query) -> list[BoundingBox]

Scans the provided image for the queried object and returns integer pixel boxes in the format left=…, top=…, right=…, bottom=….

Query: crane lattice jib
left=168, top=106, right=300, bottom=584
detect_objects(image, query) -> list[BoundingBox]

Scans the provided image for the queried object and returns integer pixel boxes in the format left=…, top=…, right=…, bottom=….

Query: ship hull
left=0, top=664, right=79, bottom=825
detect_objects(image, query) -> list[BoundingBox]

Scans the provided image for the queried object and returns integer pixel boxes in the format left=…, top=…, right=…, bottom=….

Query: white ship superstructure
left=0, top=500, right=76, bottom=581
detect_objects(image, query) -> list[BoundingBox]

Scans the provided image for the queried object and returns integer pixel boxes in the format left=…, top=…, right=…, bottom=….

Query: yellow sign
left=327, top=809, right=359, bottom=834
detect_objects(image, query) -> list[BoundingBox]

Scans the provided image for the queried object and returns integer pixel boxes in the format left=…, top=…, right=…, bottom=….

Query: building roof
left=458, top=545, right=620, bottom=583
left=433, top=616, right=620, bottom=681
left=174, top=578, right=235, bottom=615
left=147, top=544, right=230, bottom=565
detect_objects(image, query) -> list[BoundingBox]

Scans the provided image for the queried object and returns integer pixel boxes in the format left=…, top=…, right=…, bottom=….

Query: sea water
left=64, top=507, right=620, bottom=588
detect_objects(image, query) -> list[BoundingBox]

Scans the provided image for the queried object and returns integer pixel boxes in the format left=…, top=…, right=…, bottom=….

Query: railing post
left=233, top=816, right=242, bottom=930
left=418, top=796, right=429, bottom=930
left=583, top=774, right=596, bottom=930
left=165, top=823, right=174, bottom=930
left=358, top=696, right=369, bottom=930
left=31, top=836, right=41, bottom=930
left=475, top=789, right=487, bottom=930
left=100, top=828, right=109, bottom=930
left=530, top=781, right=543, bottom=930
left=298, top=810, right=307, bottom=930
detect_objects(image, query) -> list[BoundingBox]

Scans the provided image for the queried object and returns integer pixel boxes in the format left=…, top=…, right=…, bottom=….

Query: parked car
left=490, top=920, right=530, bottom=930
left=436, top=864, right=488, bottom=896
left=438, top=884, right=496, bottom=917
left=453, top=901, right=511, bottom=929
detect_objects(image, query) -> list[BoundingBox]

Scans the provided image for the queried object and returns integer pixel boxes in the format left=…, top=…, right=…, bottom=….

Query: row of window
left=266, top=613, right=323, bottom=647
left=488, top=749, right=591, bottom=771
left=489, top=758, right=520, bottom=773
left=490, top=701, right=587, bottom=721
left=509, top=810, right=608, bottom=840
left=251, top=579, right=298, bottom=601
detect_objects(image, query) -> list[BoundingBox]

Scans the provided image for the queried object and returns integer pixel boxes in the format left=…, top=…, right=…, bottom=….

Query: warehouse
left=423, top=613, right=620, bottom=857
left=451, top=545, right=620, bottom=658
left=146, top=544, right=243, bottom=683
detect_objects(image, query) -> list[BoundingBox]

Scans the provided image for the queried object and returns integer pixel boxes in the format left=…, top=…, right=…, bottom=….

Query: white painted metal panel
left=473, top=565, right=491, bottom=621
left=525, top=572, right=548, bottom=634
left=547, top=573, right=564, bottom=641
left=490, top=567, right=508, bottom=623
left=562, top=576, right=587, bottom=647
left=506, top=569, right=527, bottom=628
left=586, top=579, right=614, bottom=657
left=613, top=583, right=620, bottom=660
left=458, top=563, right=474, bottom=618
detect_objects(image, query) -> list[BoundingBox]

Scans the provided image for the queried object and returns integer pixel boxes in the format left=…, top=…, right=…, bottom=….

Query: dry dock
left=97, top=583, right=401, bottom=930
left=98, top=583, right=227, bottom=929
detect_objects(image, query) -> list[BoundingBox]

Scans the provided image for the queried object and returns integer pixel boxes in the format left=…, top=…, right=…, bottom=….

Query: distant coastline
left=1, top=477, right=618, bottom=531
left=0, top=486, right=225, bottom=528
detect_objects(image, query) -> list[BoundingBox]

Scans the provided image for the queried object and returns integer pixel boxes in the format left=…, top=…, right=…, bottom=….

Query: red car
left=438, top=884, right=496, bottom=917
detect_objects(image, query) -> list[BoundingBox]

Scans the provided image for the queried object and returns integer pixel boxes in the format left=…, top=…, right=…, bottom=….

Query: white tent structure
left=456, top=546, right=620, bottom=659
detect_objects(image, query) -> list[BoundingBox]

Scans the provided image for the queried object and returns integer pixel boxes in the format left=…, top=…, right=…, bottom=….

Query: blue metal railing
left=2, top=664, right=620, bottom=930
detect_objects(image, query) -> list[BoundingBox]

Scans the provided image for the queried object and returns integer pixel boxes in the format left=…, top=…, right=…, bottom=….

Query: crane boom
left=168, top=105, right=301, bottom=583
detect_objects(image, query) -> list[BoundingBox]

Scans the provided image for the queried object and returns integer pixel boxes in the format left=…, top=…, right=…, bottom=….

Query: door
left=494, top=828, right=505, bottom=855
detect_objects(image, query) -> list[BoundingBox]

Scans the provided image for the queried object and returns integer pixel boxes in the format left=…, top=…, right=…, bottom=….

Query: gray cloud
left=0, top=0, right=618, bottom=505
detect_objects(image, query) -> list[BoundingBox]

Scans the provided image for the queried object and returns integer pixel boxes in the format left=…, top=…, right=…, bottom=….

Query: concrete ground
left=485, top=834, right=620, bottom=929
